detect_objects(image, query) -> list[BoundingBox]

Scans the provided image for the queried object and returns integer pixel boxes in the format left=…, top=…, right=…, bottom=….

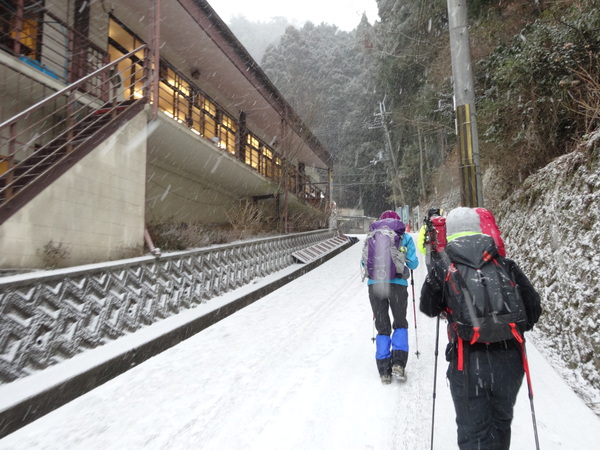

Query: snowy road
left=1, top=235, right=599, bottom=449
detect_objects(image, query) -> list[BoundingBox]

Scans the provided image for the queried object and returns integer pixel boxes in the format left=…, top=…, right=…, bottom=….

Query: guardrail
left=0, top=229, right=342, bottom=384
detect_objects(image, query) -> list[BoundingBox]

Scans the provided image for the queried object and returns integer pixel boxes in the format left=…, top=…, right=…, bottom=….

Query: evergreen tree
left=262, top=19, right=394, bottom=216
left=228, top=15, right=291, bottom=62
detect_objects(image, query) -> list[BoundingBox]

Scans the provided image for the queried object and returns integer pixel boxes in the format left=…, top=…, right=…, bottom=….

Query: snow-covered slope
left=498, top=144, right=600, bottom=414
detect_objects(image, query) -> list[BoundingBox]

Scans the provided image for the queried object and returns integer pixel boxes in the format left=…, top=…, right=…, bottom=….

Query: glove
left=391, top=246, right=407, bottom=270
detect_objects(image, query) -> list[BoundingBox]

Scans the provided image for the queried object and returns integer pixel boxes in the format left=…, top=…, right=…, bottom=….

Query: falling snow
left=0, top=238, right=599, bottom=449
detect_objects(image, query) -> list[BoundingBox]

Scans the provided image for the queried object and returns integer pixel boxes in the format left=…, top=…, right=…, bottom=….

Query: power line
left=333, top=182, right=390, bottom=187
left=334, top=173, right=388, bottom=177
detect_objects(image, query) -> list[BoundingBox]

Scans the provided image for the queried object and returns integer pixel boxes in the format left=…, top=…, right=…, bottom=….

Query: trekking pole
left=521, top=340, right=541, bottom=450
left=371, top=317, right=376, bottom=343
left=430, top=314, right=441, bottom=450
left=410, top=270, right=420, bottom=358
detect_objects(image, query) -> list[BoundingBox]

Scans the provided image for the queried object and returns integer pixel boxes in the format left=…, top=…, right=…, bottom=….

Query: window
left=219, top=114, right=237, bottom=154
left=245, top=134, right=261, bottom=170
left=244, top=133, right=283, bottom=181
left=108, top=17, right=145, bottom=100
left=0, top=1, right=43, bottom=60
left=201, top=97, right=217, bottom=139
left=158, top=65, right=190, bottom=123
left=274, top=157, right=282, bottom=180
left=262, top=147, right=273, bottom=178
left=15, top=16, right=38, bottom=57
left=154, top=65, right=234, bottom=153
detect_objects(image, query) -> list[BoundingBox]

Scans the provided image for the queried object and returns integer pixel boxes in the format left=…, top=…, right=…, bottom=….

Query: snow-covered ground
left=0, top=235, right=599, bottom=449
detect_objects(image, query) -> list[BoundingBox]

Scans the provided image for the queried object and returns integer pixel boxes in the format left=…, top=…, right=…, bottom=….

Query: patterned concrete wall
left=0, top=230, right=339, bottom=384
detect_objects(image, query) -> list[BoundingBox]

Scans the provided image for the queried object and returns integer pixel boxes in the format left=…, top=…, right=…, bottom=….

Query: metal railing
left=0, top=1, right=109, bottom=84
left=155, top=70, right=326, bottom=206
left=0, top=45, right=148, bottom=210
left=0, top=229, right=341, bottom=384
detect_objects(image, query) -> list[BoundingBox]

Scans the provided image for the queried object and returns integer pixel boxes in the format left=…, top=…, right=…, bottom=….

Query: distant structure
left=337, top=208, right=374, bottom=234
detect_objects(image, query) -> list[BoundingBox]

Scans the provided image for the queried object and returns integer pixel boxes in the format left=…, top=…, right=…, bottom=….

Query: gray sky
left=209, top=0, right=379, bottom=31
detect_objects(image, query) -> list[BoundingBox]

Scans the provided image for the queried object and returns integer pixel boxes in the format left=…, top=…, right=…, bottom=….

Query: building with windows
left=0, top=0, right=333, bottom=268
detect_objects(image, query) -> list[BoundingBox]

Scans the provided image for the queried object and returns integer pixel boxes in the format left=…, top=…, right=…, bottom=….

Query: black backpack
left=444, top=253, right=528, bottom=344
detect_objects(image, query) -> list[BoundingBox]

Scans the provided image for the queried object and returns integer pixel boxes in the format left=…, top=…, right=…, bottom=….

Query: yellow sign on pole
left=456, top=104, right=479, bottom=207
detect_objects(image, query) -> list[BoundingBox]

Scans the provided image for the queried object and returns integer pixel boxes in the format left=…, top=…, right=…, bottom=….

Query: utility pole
left=447, top=0, right=484, bottom=207
left=372, top=98, right=405, bottom=209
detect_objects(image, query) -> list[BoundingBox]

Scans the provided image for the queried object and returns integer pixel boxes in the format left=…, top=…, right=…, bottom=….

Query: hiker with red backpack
left=361, top=210, right=419, bottom=384
left=420, top=207, right=542, bottom=450
left=417, top=207, right=447, bottom=271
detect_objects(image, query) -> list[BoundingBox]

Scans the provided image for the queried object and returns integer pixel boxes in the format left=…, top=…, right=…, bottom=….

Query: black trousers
left=368, top=283, right=409, bottom=375
left=447, top=344, right=524, bottom=450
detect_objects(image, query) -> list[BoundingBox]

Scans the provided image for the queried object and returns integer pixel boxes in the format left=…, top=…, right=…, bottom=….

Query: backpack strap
left=490, top=256, right=514, bottom=316
left=446, top=262, right=482, bottom=340
left=457, top=334, right=464, bottom=371
left=510, top=323, right=523, bottom=343
left=470, top=328, right=481, bottom=345
left=456, top=333, right=471, bottom=401
left=491, top=256, right=526, bottom=337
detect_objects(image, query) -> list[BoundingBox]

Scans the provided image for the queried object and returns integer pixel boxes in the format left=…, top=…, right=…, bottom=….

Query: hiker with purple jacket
left=361, top=210, right=419, bottom=384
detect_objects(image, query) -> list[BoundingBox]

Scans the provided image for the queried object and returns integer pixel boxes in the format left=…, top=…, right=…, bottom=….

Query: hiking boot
left=392, top=365, right=407, bottom=382
left=380, top=374, right=392, bottom=384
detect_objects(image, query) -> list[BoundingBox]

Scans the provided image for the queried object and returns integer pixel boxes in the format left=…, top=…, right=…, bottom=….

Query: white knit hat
left=446, top=207, right=481, bottom=236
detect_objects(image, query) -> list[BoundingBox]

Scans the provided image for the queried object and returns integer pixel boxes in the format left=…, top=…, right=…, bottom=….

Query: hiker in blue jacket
left=420, top=207, right=542, bottom=450
left=361, top=210, right=419, bottom=384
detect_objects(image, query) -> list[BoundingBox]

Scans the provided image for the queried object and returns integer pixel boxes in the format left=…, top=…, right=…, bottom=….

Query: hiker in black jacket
left=420, top=207, right=542, bottom=450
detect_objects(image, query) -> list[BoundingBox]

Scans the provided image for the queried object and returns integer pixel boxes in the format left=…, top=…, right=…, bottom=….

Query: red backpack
left=475, top=208, right=506, bottom=256
left=430, top=216, right=447, bottom=252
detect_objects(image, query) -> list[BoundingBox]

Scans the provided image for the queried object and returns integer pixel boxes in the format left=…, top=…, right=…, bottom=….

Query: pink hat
left=379, top=210, right=400, bottom=220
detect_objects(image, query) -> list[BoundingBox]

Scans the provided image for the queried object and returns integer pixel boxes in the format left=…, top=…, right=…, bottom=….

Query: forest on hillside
left=255, top=0, right=600, bottom=216
left=227, top=15, right=292, bottom=62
